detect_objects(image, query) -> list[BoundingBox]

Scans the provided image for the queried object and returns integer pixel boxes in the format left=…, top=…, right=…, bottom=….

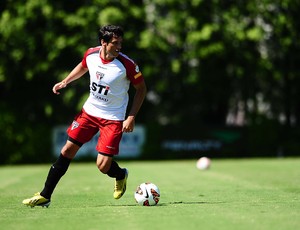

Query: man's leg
left=22, top=141, right=80, bottom=207
left=96, top=153, right=128, bottom=199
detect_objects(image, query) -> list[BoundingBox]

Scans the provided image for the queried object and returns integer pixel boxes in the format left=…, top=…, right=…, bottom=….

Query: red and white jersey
left=81, top=46, right=144, bottom=120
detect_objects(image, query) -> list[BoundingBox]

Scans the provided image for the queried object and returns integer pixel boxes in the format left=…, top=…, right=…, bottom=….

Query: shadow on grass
left=160, top=201, right=224, bottom=206
left=95, top=201, right=224, bottom=207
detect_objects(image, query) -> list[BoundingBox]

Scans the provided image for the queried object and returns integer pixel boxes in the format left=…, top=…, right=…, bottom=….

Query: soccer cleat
left=22, top=192, right=51, bottom=208
left=113, top=169, right=128, bottom=199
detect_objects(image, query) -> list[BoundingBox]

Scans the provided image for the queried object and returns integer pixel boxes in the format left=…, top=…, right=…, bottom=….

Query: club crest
left=71, top=121, right=79, bottom=130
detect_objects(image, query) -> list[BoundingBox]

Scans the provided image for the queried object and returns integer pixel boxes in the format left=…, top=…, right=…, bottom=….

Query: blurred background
left=1, top=0, right=300, bottom=164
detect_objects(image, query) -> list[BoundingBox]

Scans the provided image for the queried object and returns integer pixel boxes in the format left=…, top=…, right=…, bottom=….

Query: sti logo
left=91, top=82, right=110, bottom=96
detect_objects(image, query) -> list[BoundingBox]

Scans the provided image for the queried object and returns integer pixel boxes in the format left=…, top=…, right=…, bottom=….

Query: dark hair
left=98, top=25, right=124, bottom=43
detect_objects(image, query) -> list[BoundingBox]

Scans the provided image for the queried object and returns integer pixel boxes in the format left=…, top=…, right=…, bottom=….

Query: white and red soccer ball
left=196, top=157, right=211, bottom=170
left=134, top=182, right=160, bottom=206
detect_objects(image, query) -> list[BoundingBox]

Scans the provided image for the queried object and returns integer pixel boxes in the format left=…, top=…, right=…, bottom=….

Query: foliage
left=1, top=0, right=300, bottom=163
left=0, top=0, right=145, bottom=163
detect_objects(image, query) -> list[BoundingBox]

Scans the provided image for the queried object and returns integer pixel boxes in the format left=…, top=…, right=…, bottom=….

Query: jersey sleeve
left=81, top=47, right=101, bottom=68
left=127, top=63, right=144, bottom=85
left=118, top=54, right=144, bottom=85
left=81, top=49, right=89, bottom=68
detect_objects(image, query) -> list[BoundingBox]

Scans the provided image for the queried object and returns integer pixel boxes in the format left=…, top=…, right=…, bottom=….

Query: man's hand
left=52, top=81, right=67, bottom=95
left=122, top=116, right=135, bottom=133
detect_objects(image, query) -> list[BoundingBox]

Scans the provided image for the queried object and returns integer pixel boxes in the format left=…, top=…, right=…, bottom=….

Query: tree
left=1, top=0, right=300, bottom=163
left=0, top=0, right=145, bottom=163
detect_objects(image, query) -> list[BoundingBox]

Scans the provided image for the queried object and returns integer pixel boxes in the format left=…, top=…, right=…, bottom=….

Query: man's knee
left=96, top=153, right=112, bottom=174
left=61, top=140, right=80, bottom=159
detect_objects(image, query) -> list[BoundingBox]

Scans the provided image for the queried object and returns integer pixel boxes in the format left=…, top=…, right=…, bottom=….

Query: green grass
left=0, top=158, right=299, bottom=230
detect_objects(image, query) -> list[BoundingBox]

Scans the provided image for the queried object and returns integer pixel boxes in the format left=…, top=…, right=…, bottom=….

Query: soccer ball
left=134, top=182, right=160, bottom=206
left=196, top=157, right=211, bottom=170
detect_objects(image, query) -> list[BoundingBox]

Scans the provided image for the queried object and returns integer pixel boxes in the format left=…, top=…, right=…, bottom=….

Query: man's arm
left=52, top=62, right=88, bottom=95
left=123, top=80, right=147, bottom=132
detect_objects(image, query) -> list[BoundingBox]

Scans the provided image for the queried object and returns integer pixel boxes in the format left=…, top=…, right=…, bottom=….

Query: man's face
left=103, top=36, right=123, bottom=58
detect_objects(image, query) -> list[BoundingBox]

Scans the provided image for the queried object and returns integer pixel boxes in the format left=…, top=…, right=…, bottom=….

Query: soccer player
left=22, top=25, right=147, bottom=207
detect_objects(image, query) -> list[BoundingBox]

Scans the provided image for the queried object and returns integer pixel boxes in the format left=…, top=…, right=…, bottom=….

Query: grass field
left=0, top=158, right=299, bottom=230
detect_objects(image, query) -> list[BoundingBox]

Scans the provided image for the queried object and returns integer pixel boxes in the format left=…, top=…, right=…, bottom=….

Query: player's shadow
left=160, top=201, right=223, bottom=206
left=95, top=201, right=223, bottom=207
